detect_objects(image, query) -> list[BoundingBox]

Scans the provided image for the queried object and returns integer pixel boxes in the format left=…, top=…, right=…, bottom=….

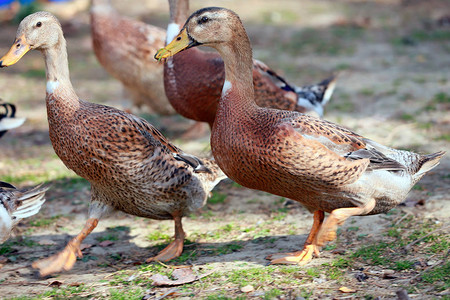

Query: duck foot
left=32, top=218, right=98, bottom=276
left=146, top=214, right=185, bottom=262
left=267, top=244, right=320, bottom=265
left=146, top=238, right=184, bottom=262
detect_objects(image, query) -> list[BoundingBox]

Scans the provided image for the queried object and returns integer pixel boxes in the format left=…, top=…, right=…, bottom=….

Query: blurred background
left=0, top=0, right=448, bottom=298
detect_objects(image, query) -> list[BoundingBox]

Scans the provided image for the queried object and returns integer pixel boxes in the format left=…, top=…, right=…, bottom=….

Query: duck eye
left=36, top=22, right=42, bottom=27
left=199, top=16, right=209, bottom=24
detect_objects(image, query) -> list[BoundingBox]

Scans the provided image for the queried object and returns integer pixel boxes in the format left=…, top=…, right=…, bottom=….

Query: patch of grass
left=422, top=262, right=450, bottom=290
left=434, top=134, right=450, bottom=142
left=264, top=288, right=283, bottom=299
left=359, top=88, right=375, bottom=97
left=209, top=191, right=227, bottom=204
left=306, top=267, right=321, bottom=278
left=352, top=242, right=392, bottom=265
left=399, top=113, right=415, bottom=121
left=29, top=215, right=61, bottom=227
left=96, top=233, right=119, bottom=242
left=42, top=284, right=89, bottom=298
left=213, top=243, right=243, bottom=255
left=21, top=68, right=46, bottom=79
left=395, top=260, right=415, bottom=270
left=147, top=231, right=170, bottom=242
left=109, top=287, right=143, bottom=300
left=227, top=267, right=278, bottom=286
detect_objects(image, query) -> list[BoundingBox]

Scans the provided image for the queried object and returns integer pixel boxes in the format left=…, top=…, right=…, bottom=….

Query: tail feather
left=414, top=151, right=445, bottom=179
left=12, top=184, right=49, bottom=220
left=294, top=74, right=338, bottom=117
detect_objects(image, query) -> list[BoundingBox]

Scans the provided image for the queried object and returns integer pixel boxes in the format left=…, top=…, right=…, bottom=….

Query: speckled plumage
left=90, top=0, right=175, bottom=115
left=0, top=182, right=48, bottom=243
left=156, top=7, right=445, bottom=265
left=0, top=11, right=226, bottom=276
left=163, top=0, right=336, bottom=128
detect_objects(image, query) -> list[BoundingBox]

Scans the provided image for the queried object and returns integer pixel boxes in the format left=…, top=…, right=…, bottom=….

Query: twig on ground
left=404, top=226, right=448, bottom=251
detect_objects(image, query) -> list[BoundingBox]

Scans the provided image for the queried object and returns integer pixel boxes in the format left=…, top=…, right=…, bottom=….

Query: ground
left=0, top=0, right=449, bottom=299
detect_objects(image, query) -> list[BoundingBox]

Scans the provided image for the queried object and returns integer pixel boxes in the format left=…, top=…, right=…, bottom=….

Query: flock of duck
left=0, top=0, right=444, bottom=277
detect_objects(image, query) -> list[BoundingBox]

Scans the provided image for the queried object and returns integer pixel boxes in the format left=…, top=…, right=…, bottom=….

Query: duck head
left=0, top=11, right=63, bottom=67
left=155, top=7, right=244, bottom=60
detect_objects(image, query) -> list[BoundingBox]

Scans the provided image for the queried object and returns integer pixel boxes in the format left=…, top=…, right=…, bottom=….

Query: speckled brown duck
left=0, top=181, right=48, bottom=243
left=162, top=0, right=336, bottom=128
left=156, top=7, right=445, bottom=265
left=0, top=11, right=226, bottom=276
left=0, top=101, right=25, bottom=138
left=91, top=0, right=175, bottom=115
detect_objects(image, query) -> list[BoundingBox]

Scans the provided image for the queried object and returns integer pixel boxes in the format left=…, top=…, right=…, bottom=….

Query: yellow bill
left=154, top=28, right=199, bottom=61
left=0, top=35, right=31, bottom=68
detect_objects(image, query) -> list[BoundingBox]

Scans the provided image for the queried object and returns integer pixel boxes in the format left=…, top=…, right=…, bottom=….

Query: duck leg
left=146, top=214, right=185, bottom=262
left=315, top=199, right=376, bottom=246
left=32, top=218, right=99, bottom=276
left=268, top=210, right=324, bottom=265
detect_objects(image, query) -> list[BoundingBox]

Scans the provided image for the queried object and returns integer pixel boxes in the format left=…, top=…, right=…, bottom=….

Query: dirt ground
left=0, top=0, right=449, bottom=299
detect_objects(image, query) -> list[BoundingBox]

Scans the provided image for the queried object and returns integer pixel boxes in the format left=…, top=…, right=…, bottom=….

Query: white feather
left=46, top=80, right=59, bottom=94
left=166, top=23, right=181, bottom=45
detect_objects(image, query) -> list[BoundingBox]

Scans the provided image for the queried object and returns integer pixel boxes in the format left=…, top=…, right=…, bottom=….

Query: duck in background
left=0, top=101, right=25, bottom=138
left=90, top=0, right=175, bottom=115
left=0, top=11, right=226, bottom=276
left=156, top=7, right=445, bottom=265
left=0, top=181, right=49, bottom=243
left=162, top=0, right=337, bottom=129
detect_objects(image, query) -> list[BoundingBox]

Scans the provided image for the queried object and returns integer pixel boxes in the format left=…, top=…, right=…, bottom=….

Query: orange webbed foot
left=32, top=242, right=82, bottom=276
left=267, top=244, right=320, bottom=265
left=146, top=238, right=184, bottom=262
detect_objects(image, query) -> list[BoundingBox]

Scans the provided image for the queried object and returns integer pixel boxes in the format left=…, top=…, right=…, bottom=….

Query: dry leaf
left=48, top=280, right=64, bottom=288
left=240, top=285, right=254, bottom=293
left=339, top=286, right=356, bottom=293
left=98, top=240, right=114, bottom=247
left=151, top=268, right=214, bottom=286
left=80, top=244, right=92, bottom=251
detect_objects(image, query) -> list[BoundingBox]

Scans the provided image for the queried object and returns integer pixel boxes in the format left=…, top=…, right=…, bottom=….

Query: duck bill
left=0, top=35, right=31, bottom=68
left=154, top=28, right=201, bottom=61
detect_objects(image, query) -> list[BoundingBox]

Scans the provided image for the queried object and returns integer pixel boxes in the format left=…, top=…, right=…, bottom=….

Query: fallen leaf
left=98, top=240, right=114, bottom=247
left=80, top=244, right=92, bottom=251
left=339, top=286, right=356, bottom=293
left=240, top=285, right=254, bottom=293
left=0, top=256, right=7, bottom=264
left=48, top=280, right=64, bottom=288
left=151, top=268, right=214, bottom=286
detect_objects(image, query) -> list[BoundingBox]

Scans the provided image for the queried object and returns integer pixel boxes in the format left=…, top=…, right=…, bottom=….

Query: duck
left=90, top=0, right=175, bottom=115
left=155, top=7, right=445, bottom=265
left=0, top=11, right=226, bottom=276
left=0, top=101, right=26, bottom=138
left=0, top=181, right=49, bottom=243
left=162, top=0, right=337, bottom=128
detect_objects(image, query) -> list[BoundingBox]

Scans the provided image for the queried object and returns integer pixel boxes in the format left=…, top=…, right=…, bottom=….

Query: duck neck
left=41, top=34, right=77, bottom=102
left=216, top=35, right=256, bottom=111
left=167, top=0, right=189, bottom=44
left=91, top=0, right=114, bottom=15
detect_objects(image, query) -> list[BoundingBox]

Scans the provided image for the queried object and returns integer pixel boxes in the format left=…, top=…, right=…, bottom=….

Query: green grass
left=29, top=215, right=62, bottom=227
left=209, top=191, right=227, bottom=204
left=422, top=262, right=450, bottom=291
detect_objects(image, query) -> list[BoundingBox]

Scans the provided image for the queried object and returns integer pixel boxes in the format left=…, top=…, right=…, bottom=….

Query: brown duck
left=162, top=0, right=337, bottom=128
left=156, top=7, right=445, bottom=265
left=91, top=0, right=174, bottom=115
left=0, top=11, right=226, bottom=276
